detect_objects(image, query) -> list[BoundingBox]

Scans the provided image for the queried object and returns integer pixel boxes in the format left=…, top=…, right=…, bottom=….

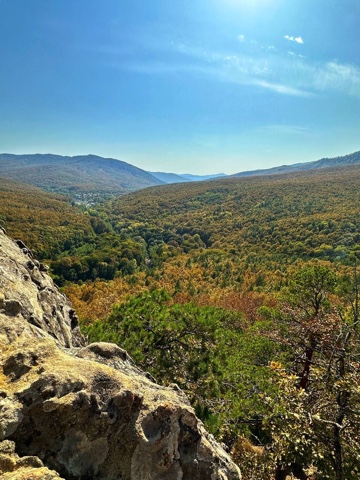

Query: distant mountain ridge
left=149, top=171, right=227, bottom=184
left=1, top=150, right=359, bottom=200
left=232, top=150, right=360, bottom=178
left=0, top=153, right=163, bottom=199
left=181, top=173, right=227, bottom=182
left=149, top=151, right=360, bottom=185
left=149, top=172, right=190, bottom=184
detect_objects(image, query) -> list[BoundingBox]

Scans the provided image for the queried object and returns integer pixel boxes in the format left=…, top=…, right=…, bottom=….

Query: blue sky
left=1, top=0, right=359, bottom=174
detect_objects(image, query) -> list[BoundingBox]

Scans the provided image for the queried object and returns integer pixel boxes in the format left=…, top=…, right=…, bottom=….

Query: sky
left=1, top=0, right=360, bottom=174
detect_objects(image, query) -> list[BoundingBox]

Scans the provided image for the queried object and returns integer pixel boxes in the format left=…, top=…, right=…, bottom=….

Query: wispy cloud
left=253, top=80, right=310, bottom=97
left=93, top=35, right=360, bottom=99
left=170, top=43, right=313, bottom=97
left=285, top=35, right=304, bottom=44
left=312, top=60, right=360, bottom=96
left=174, top=42, right=360, bottom=98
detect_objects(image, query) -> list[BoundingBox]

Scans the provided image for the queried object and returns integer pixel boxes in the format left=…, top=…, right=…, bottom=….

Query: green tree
left=84, top=290, right=244, bottom=421
left=256, top=264, right=360, bottom=480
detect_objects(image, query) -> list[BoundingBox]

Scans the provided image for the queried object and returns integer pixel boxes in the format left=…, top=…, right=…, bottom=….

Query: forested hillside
left=1, top=165, right=359, bottom=479
left=0, top=153, right=163, bottom=200
left=61, top=165, right=359, bottom=320
left=103, top=164, right=360, bottom=261
left=0, top=177, right=94, bottom=258
left=233, top=149, right=360, bottom=177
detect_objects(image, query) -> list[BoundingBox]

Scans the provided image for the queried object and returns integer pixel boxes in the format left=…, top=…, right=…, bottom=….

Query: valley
left=0, top=155, right=359, bottom=479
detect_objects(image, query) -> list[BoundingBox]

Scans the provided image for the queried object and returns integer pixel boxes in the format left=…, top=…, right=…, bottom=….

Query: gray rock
left=0, top=228, right=85, bottom=347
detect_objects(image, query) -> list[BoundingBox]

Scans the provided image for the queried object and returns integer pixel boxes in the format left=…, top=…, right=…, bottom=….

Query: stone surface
left=0, top=229, right=84, bottom=348
left=0, top=440, right=63, bottom=479
left=0, top=228, right=242, bottom=480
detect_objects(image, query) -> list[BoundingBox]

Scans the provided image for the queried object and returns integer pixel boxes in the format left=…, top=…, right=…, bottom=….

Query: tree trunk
left=298, top=338, right=316, bottom=390
left=333, top=390, right=350, bottom=480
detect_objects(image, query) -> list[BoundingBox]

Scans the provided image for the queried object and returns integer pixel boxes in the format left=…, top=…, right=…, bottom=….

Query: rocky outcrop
left=0, top=228, right=241, bottom=480
left=0, top=229, right=84, bottom=348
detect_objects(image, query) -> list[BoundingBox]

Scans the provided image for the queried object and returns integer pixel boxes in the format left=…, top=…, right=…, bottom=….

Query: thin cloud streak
left=94, top=38, right=360, bottom=99
left=173, top=43, right=360, bottom=98
left=171, top=44, right=313, bottom=96
left=254, top=80, right=311, bottom=97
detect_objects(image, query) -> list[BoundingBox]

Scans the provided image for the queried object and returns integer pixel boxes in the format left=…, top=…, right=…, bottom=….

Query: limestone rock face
left=0, top=228, right=241, bottom=480
left=0, top=229, right=84, bottom=348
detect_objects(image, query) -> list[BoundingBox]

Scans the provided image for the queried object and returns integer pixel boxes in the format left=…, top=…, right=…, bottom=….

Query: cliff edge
left=0, top=228, right=241, bottom=479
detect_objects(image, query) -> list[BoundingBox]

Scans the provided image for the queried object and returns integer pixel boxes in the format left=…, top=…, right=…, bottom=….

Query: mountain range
left=0, top=150, right=359, bottom=200
left=151, top=151, right=360, bottom=183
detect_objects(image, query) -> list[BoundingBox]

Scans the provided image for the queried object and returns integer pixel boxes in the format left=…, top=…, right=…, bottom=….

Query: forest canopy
left=1, top=164, right=359, bottom=479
